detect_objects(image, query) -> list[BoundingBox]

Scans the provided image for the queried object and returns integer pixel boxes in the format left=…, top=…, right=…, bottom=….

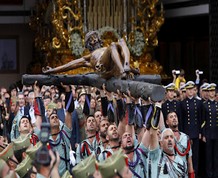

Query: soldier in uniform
left=98, top=123, right=121, bottom=162
left=202, top=83, right=218, bottom=178
left=200, top=83, right=209, bottom=102
left=76, top=115, right=100, bottom=163
left=166, top=111, right=195, bottom=178
left=179, top=84, right=187, bottom=101
left=162, top=83, right=182, bottom=129
left=33, top=82, right=74, bottom=176
left=147, top=103, right=187, bottom=177
left=180, top=81, right=202, bottom=175
left=121, top=131, right=148, bottom=178
left=96, top=118, right=109, bottom=157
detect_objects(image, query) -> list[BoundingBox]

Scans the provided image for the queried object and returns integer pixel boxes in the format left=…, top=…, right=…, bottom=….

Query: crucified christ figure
left=42, top=31, right=139, bottom=79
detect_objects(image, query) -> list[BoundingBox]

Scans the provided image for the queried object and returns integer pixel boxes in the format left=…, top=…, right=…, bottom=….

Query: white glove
left=69, top=150, right=76, bottom=166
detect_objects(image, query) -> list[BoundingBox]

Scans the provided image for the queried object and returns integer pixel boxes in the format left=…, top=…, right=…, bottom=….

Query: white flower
left=127, top=31, right=145, bottom=57
left=69, top=32, right=85, bottom=57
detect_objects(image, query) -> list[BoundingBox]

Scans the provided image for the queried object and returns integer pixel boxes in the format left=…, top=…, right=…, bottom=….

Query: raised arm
left=148, top=103, right=162, bottom=150
left=61, top=83, right=74, bottom=130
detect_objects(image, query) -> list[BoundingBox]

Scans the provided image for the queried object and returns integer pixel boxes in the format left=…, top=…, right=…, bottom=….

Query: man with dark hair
left=76, top=115, right=99, bottom=163
left=166, top=111, right=195, bottom=177
left=202, top=83, right=218, bottom=178
left=10, top=92, right=31, bottom=140
left=120, top=131, right=148, bottom=178
left=98, top=123, right=120, bottom=161
left=96, top=118, right=109, bottom=156
left=181, top=81, right=202, bottom=175
left=162, top=83, right=181, bottom=129
left=33, top=82, right=74, bottom=176
left=42, top=31, right=138, bottom=79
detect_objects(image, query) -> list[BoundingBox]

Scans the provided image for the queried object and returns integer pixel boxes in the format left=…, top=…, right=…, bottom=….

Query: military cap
left=13, top=134, right=31, bottom=151
left=97, top=149, right=128, bottom=178
left=164, top=83, right=176, bottom=90
left=78, top=89, right=86, bottom=98
left=207, top=83, right=217, bottom=91
left=15, top=155, right=32, bottom=178
left=47, top=102, right=57, bottom=109
left=61, top=170, right=72, bottom=178
left=200, top=83, right=209, bottom=91
left=72, top=154, right=96, bottom=178
left=26, top=141, right=42, bottom=160
left=0, top=143, right=14, bottom=161
left=185, top=81, right=195, bottom=89
left=180, top=84, right=186, bottom=92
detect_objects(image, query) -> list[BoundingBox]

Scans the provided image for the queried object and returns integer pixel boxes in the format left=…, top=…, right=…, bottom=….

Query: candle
left=83, top=0, right=87, bottom=33
left=161, top=2, right=163, bottom=13
left=123, top=0, right=127, bottom=33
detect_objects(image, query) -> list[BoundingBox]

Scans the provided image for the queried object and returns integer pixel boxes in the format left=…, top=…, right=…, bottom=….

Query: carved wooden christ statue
left=42, top=31, right=139, bottom=79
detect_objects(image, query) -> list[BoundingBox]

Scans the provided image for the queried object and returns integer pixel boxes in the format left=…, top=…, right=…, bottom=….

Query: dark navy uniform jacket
left=202, top=100, right=218, bottom=139
left=181, top=97, right=202, bottom=139
left=162, top=99, right=182, bottom=129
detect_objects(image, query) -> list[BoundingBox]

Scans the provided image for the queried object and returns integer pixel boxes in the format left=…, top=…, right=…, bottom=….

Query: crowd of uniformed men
left=0, top=69, right=218, bottom=178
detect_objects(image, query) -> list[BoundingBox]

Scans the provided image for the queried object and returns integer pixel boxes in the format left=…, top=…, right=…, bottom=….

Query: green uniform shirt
left=147, top=146, right=187, bottom=178
left=49, top=124, right=72, bottom=176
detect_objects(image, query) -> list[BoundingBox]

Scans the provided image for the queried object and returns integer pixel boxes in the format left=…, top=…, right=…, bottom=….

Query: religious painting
left=0, top=37, right=19, bottom=73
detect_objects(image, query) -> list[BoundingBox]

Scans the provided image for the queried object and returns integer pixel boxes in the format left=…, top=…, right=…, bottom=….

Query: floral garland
left=69, top=32, right=85, bottom=57
left=127, top=31, right=145, bottom=57
left=69, top=27, right=145, bottom=58
left=98, top=26, right=120, bottom=41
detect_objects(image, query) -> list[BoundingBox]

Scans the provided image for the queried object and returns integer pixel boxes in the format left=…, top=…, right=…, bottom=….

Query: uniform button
left=188, top=122, right=190, bottom=125
left=188, top=118, right=190, bottom=121
left=188, top=115, right=190, bottom=117
left=210, top=120, right=212, bottom=123
left=187, top=111, right=190, bottom=113
left=210, top=124, right=212, bottom=126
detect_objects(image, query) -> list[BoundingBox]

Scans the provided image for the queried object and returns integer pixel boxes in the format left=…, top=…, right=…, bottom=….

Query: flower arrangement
left=98, top=26, right=120, bottom=41
left=69, top=32, right=85, bottom=57
left=127, top=31, right=145, bottom=57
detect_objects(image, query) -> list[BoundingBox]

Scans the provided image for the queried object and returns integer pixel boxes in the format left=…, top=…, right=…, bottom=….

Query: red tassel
left=106, top=151, right=112, bottom=158
left=124, top=157, right=129, bottom=166
left=188, top=172, right=195, bottom=178
left=125, top=108, right=128, bottom=124
left=174, top=140, right=191, bottom=157
left=47, top=143, right=51, bottom=150
left=34, top=99, right=40, bottom=116
left=81, top=142, right=91, bottom=156
left=96, top=132, right=100, bottom=143
left=30, top=134, right=38, bottom=146
left=95, top=162, right=99, bottom=171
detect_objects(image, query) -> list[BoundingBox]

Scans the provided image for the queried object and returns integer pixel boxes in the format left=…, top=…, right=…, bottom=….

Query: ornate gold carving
left=29, top=0, right=165, bottom=76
